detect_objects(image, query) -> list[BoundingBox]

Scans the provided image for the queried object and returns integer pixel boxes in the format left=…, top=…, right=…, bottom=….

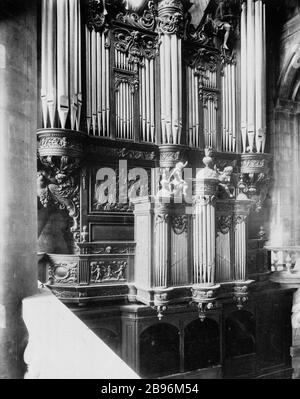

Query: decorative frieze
left=90, top=260, right=127, bottom=283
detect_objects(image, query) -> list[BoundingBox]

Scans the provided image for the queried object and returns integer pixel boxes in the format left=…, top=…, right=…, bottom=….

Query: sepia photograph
left=0, top=0, right=299, bottom=384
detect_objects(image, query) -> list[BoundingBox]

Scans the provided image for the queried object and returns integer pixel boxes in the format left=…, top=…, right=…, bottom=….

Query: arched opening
left=184, top=318, right=220, bottom=372
left=139, top=323, right=180, bottom=378
left=225, top=310, right=256, bottom=358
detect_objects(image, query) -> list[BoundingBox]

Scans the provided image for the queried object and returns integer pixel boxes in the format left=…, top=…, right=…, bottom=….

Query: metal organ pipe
left=70, top=0, right=78, bottom=131
left=240, top=0, right=266, bottom=153
left=165, top=34, right=172, bottom=143
left=41, top=0, right=82, bottom=131
left=247, top=0, right=255, bottom=152
left=46, top=0, right=56, bottom=128
left=41, top=0, right=48, bottom=129
left=241, top=1, right=248, bottom=152
left=57, top=0, right=69, bottom=129
left=171, top=34, right=179, bottom=144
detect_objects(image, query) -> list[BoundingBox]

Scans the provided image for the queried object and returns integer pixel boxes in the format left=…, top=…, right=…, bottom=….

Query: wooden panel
left=90, top=224, right=134, bottom=242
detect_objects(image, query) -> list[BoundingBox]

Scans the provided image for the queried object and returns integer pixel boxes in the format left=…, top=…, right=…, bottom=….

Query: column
left=191, top=149, right=220, bottom=319
left=193, top=150, right=218, bottom=285
left=158, top=0, right=183, bottom=145
left=154, top=203, right=171, bottom=288
left=0, top=0, right=38, bottom=378
left=233, top=201, right=253, bottom=309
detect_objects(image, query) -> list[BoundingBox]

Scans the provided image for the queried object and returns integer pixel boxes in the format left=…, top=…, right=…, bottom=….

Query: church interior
left=1, top=0, right=300, bottom=379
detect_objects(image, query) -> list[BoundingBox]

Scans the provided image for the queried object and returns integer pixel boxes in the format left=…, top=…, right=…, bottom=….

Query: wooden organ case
left=37, top=0, right=292, bottom=379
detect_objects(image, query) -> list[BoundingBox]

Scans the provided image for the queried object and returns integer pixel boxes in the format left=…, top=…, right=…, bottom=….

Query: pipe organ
left=38, top=0, right=272, bottom=335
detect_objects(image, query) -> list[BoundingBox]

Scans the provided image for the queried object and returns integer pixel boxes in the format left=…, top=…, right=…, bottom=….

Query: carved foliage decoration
left=90, top=260, right=127, bottom=283
left=38, top=156, right=81, bottom=234
left=88, top=145, right=156, bottom=160
left=113, top=28, right=159, bottom=66
left=116, top=0, right=157, bottom=31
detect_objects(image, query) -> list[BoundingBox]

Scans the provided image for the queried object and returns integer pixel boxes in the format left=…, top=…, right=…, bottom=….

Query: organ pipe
left=222, top=63, right=237, bottom=152
left=241, top=0, right=266, bottom=153
left=158, top=0, right=183, bottom=145
left=41, top=0, right=82, bottom=131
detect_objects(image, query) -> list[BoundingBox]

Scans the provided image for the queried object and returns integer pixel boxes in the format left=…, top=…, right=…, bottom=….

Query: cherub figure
left=156, top=169, right=172, bottom=199
left=115, top=262, right=127, bottom=280
left=216, top=165, right=234, bottom=198
left=91, top=262, right=102, bottom=283
left=169, top=162, right=188, bottom=198
left=105, top=265, right=114, bottom=279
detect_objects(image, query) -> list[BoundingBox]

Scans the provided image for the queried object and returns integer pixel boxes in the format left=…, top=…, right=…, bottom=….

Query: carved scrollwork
left=185, top=47, right=219, bottom=71
left=113, top=28, right=159, bottom=66
left=88, top=144, right=156, bottom=161
left=116, top=0, right=157, bottom=31
left=157, top=12, right=184, bottom=35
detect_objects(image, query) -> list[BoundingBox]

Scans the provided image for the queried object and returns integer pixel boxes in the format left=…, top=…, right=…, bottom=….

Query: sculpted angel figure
left=169, top=161, right=188, bottom=197
left=156, top=169, right=172, bottom=199
left=216, top=165, right=234, bottom=198
left=214, top=0, right=232, bottom=50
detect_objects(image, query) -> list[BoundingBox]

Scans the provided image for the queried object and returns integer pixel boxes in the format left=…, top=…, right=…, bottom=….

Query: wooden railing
left=22, top=283, right=139, bottom=379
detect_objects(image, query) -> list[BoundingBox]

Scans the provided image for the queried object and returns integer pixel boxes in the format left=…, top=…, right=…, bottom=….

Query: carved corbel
left=153, top=292, right=169, bottom=320
left=239, top=153, right=272, bottom=212
left=233, top=281, right=253, bottom=310
left=190, top=285, right=220, bottom=321
left=37, top=129, right=87, bottom=252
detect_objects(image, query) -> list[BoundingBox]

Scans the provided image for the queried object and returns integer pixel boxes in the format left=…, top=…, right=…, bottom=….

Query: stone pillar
left=0, top=0, right=38, bottom=378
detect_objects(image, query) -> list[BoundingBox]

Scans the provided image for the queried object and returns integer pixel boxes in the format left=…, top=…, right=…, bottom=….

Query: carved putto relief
left=90, top=260, right=127, bottom=283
